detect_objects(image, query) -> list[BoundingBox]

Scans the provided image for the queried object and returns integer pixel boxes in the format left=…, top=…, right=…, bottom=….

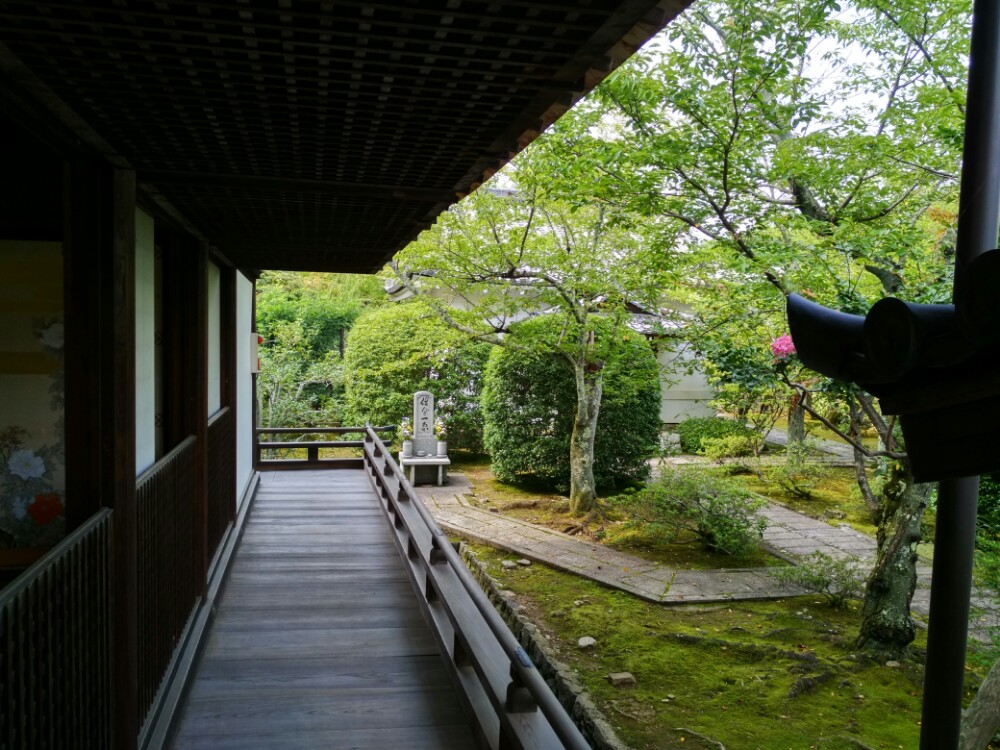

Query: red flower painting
left=27, top=493, right=64, bottom=525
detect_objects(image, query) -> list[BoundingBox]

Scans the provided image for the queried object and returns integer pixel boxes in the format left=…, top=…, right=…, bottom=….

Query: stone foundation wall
left=459, top=542, right=631, bottom=750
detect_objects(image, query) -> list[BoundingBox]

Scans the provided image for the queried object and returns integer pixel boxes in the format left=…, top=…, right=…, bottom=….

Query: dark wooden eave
left=0, top=0, right=692, bottom=274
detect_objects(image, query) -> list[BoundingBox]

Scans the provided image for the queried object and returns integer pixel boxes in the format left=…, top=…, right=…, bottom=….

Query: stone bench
left=398, top=454, right=450, bottom=486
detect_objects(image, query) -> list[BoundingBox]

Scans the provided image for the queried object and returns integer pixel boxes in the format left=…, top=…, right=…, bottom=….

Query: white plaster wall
left=135, top=208, right=156, bottom=474
left=657, top=344, right=717, bottom=424
left=207, top=260, right=222, bottom=416
left=235, top=272, right=254, bottom=504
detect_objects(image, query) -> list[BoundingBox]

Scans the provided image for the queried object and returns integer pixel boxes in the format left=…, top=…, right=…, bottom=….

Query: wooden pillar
left=101, top=166, right=139, bottom=750
left=220, top=263, right=237, bottom=521
left=251, top=275, right=260, bottom=469
left=63, top=156, right=104, bottom=530
left=194, top=243, right=209, bottom=595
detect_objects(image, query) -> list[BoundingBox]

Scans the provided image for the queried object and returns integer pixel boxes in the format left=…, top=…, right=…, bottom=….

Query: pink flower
left=770, top=334, right=796, bottom=360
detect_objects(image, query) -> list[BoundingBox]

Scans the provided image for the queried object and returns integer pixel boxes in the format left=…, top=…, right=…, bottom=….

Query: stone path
left=419, top=475, right=797, bottom=605
left=415, top=474, right=1000, bottom=639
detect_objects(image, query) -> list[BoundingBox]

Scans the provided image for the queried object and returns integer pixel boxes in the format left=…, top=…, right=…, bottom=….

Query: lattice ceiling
left=0, top=0, right=691, bottom=273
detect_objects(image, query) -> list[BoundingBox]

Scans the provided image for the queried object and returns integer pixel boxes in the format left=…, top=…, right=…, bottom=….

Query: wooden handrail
left=135, top=434, right=200, bottom=729
left=255, top=424, right=394, bottom=469
left=361, top=427, right=591, bottom=750
left=255, top=425, right=395, bottom=436
left=0, top=508, right=115, bottom=749
left=0, top=507, right=113, bottom=603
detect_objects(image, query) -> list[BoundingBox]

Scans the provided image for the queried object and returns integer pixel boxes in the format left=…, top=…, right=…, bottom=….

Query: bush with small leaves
left=774, top=552, right=866, bottom=609
left=765, top=442, right=830, bottom=500
left=610, top=469, right=768, bottom=557
left=675, top=417, right=759, bottom=455
left=700, top=434, right=763, bottom=462
left=978, top=473, right=1000, bottom=540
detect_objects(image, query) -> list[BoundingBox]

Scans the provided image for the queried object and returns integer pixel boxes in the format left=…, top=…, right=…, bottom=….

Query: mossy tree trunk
left=568, top=362, right=603, bottom=514
left=787, top=390, right=807, bottom=446
left=960, top=655, right=1000, bottom=750
left=856, top=459, right=931, bottom=659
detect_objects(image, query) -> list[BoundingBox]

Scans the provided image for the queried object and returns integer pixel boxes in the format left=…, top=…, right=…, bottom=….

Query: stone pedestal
left=399, top=390, right=449, bottom=485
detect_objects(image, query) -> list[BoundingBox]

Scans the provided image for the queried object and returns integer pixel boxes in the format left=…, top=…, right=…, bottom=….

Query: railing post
left=505, top=660, right=539, bottom=713
left=430, top=531, right=448, bottom=565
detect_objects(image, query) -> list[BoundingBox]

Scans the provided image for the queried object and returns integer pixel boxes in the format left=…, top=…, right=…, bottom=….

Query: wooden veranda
left=169, top=468, right=478, bottom=750
left=0, top=4, right=687, bottom=748
left=169, top=429, right=589, bottom=749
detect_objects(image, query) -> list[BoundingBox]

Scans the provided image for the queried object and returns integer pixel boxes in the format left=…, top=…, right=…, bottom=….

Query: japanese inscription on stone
left=414, top=391, right=434, bottom=439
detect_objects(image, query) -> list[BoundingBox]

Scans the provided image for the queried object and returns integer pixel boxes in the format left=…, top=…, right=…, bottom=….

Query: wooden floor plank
left=172, top=723, right=477, bottom=750
left=169, top=469, right=476, bottom=750
left=177, top=688, right=468, bottom=735
left=210, top=605, right=424, bottom=632
left=188, top=654, right=454, bottom=694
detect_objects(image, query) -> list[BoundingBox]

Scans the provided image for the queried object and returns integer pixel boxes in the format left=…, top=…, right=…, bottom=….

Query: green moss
left=469, top=543, right=934, bottom=750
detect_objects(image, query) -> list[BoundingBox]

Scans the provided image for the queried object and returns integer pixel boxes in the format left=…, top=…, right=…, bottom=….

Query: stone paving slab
left=417, top=475, right=799, bottom=605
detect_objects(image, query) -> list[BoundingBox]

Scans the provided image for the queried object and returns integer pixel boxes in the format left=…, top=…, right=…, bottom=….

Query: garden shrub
left=765, top=442, right=830, bottom=501
left=480, top=318, right=661, bottom=492
left=343, top=302, right=491, bottom=451
left=975, top=537, right=1000, bottom=591
left=774, top=552, right=866, bottom=609
left=609, top=469, right=767, bottom=557
left=978, top=473, right=1000, bottom=540
left=675, top=416, right=758, bottom=455
left=701, top=434, right=762, bottom=461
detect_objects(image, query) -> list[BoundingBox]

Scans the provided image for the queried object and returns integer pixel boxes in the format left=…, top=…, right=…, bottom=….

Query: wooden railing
left=207, top=407, right=235, bottom=559
left=136, top=436, right=199, bottom=727
left=361, top=427, right=590, bottom=750
left=255, top=425, right=394, bottom=469
left=0, top=508, right=114, bottom=749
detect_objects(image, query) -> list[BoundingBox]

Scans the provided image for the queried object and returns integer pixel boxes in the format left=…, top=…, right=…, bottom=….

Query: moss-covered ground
left=468, top=543, right=993, bottom=750
left=447, top=447, right=1000, bottom=748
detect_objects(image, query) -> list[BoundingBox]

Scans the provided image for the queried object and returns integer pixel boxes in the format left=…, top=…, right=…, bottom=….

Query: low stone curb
left=459, top=542, right=632, bottom=750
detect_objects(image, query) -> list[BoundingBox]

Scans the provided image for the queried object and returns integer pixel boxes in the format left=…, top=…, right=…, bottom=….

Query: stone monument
left=399, top=390, right=449, bottom=485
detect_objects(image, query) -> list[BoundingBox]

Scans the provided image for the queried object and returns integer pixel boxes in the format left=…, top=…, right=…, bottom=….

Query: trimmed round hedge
left=343, top=302, right=491, bottom=451
left=480, top=320, right=661, bottom=492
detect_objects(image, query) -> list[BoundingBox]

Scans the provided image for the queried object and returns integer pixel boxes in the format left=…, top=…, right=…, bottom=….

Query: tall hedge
left=480, top=321, right=661, bottom=492
left=343, top=302, right=491, bottom=451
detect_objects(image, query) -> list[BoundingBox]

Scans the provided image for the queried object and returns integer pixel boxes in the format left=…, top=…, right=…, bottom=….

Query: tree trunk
left=787, top=391, right=807, bottom=446
left=569, top=364, right=603, bottom=514
left=960, top=656, right=1000, bottom=750
left=856, top=460, right=931, bottom=659
left=848, top=398, right=880, bottom=521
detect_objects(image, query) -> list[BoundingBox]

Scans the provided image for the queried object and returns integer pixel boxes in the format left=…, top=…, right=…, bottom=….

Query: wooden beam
left=0, top=43, right=130, bottom=168
left=138, top=170, right=455, bottom=204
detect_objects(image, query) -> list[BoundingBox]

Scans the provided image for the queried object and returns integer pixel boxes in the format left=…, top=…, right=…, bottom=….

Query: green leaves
left=480, top=317, right=661, bottom=492
left=343, top=301, right=491, bottom=451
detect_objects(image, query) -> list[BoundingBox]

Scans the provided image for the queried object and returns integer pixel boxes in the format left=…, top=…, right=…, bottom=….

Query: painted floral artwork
left=0, top=315, right=66, bottom=549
